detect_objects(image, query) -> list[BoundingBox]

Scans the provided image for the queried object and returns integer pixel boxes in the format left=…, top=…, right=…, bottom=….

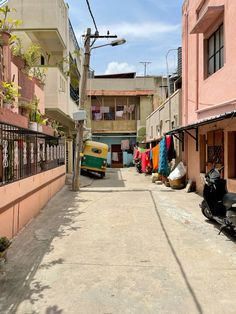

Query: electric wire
left=85, top=0, right=99, bottom=34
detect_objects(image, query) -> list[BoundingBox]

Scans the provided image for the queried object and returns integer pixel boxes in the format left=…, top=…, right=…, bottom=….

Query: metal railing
left=70, top=84, right=80, bottom=103
left=0, top=122, right=65, bottom=186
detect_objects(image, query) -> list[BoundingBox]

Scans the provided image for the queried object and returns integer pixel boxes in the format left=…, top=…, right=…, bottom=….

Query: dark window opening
left=208, top=24, right=224, bottom=76
left=41, top=55, right=45, bottom=66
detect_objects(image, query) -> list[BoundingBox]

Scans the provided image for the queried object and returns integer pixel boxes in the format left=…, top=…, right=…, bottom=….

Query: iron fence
left=0, top=122, right=65, bottom=186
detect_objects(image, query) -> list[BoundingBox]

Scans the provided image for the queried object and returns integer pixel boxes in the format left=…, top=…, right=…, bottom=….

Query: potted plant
left=27, top=96, right=47, bottom=131
left=0, top=5, right=22, bottom=45
left=51, top=120, right=64, bottom=137
left=28, top=96, right=40, bottom=131
left=10, top=35, right=26, bottom=69
left=1, top=81, right=21, bottom=109
left=0, top=236, right=11, bottom=262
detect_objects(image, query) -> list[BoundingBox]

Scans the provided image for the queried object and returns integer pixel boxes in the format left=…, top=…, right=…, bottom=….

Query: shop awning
left=190, top=5, right=224, bottom=34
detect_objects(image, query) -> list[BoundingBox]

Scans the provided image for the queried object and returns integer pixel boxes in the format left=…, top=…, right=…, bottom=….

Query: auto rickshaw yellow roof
left=84, top=140, right=108, bottom=149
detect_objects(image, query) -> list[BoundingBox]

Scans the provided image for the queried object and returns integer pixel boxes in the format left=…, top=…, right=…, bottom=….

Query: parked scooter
left=200, top=166, right=236, bottom=234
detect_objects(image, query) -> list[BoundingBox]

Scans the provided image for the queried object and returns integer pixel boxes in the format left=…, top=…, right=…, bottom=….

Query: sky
left=67, top=0, right=183, bottom=76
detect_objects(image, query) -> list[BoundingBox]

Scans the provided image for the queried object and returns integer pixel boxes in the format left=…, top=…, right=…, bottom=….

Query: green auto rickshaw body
left=81, top=141, right=108, bottom=177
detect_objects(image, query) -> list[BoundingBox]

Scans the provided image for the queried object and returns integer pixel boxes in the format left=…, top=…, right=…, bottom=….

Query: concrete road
left=1, top=168, right=236, bottom=314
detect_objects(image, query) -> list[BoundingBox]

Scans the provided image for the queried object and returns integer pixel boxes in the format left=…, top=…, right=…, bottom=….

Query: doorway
left=206, top=130, right=224, bottom=171
left=111, top=144, right=123, bottom=168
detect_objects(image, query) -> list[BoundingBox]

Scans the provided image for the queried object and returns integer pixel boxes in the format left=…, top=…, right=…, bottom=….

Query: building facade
left=146, top=89, right=182, bottom=163
left=9, top=0, right=82, bottom=173
left=0, top=25, right=65, bottom=239
left=173, top=0, right=236, bottom=193
left=86, top=73, right=166, bottom=167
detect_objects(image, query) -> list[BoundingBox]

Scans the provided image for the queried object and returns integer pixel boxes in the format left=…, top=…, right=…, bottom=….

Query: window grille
left=208, top=24, right=224, bottom=75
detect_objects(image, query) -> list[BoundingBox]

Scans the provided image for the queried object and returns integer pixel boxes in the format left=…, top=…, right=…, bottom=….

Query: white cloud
left=105, top=62, right=136, bottom=74
left=99, top=22, right=180, bottom=39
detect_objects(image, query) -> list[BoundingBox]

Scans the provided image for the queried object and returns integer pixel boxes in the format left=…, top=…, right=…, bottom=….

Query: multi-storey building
left=146, top=48, right=182, bottom=163
left=0, top=23, right=65, bottom=239
left=86, top=73, right=165, bottom=167
left=9, top=0, right=82, bottom=173
left=169, top=0, right=236, bottom=193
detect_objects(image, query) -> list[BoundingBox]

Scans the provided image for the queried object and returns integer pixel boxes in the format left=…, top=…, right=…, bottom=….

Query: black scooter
left=200, top=167, right=236, bottom=234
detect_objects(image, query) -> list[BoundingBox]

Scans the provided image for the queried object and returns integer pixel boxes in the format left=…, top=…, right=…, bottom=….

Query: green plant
left=0, top=236, right=11, bottom=253
left=0, top=5, right=22, bottom=33
left=51, top=120, right=65, bottom=137
left=137, top=127, right=146, bottom=143
left=10, top=34, right=23, bottom=57
left=24, top=44, right=41, bottom=68
left=26, top=96, right=47, bottom=124
left=29, top=67, right=47, bottom=84
left=28, top=96, right=40, bottom=122
left=1, top=81, right=21, bottom=106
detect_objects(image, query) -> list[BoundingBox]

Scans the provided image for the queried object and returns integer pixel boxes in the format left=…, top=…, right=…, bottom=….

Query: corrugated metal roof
left=166, top=110, right=236, bottom=135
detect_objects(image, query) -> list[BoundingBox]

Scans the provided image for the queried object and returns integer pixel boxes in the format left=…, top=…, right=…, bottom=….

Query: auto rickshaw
left=80, top=141, right=108, bottom=178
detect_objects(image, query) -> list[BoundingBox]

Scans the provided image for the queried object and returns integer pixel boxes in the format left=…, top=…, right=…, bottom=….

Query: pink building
left=169, top=0, right=236, bottom=193
left=0, top=35, right=65, bottom=239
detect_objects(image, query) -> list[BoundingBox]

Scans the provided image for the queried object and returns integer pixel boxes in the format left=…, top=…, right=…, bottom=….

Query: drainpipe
left=195, top=34, right=199, bottom=112
left=184, top=11, right=189, bottom=126
left=183, top=6, right=189, bottom=167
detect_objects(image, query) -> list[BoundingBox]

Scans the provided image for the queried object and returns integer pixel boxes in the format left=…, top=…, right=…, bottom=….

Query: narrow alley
left=1, top=168, right=236, bottom=314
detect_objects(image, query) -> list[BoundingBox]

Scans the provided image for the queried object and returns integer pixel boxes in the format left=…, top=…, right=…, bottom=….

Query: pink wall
left=11, top=56, right=45, bottom=115
left=182, top=0, right=236, bottom=193
left=0, top=166, right=65, bottom=239
left=34, top=81, right=45, bottom=114
left=183, top=0, right=236, bottom=124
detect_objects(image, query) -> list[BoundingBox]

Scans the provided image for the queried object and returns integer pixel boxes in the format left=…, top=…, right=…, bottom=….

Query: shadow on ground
left=204, top=219, right=236, bottom=243
left=0, top=187, right=87, bottom=314
left=82, top=168, right=126, bottom=188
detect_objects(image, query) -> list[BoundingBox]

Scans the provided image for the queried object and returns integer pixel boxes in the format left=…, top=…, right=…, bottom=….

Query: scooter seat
left=223, top=193, right=236, bottom=210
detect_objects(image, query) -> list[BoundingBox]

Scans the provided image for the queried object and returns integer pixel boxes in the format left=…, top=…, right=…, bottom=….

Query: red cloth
left=141, top=150, right=151, bottom=173
left=141, top=152, right=148, bottom=173
left=145, top=150, right=151, bottom=167
left=166, top=135, right=171, bottom=151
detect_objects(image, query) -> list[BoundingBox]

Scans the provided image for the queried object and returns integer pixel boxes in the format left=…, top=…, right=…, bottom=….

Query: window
left=60, top=77, right=65, bottom=92
left=151, top=126, right=153, bottom=138
left=91, top=96, right=137, bottom=121
left=41, top=55, right=45, bottom=65
left=91, top=148, right=102, bottom=154
left=208, top=24, right=224, bottom=76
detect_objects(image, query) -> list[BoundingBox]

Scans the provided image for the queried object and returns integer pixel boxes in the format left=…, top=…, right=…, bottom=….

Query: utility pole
left=139, top=61, right=151, bottom=76
left=72, top=28, right=91, bottom=191
left=72, top=29, right=124, bottom=191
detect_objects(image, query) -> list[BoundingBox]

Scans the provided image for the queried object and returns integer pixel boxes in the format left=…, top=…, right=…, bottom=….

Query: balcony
left=9, top=0, right=68, bottom=49
left=92, top=120, right=137, bottom=133
left=44, top=67, right=75, bottom=129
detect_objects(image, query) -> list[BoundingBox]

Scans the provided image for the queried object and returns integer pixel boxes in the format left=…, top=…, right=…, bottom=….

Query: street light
left=165, top=48, right=178, bottom=130
left=90, top=38, right=126, bottom=50
left=72, top=29, right=126, bottom=191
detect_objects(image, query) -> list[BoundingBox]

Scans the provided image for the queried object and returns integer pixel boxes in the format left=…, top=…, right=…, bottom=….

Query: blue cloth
left=158, top=137, right=170, bottom=177
left=150, top=149, right=153, bottom=160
